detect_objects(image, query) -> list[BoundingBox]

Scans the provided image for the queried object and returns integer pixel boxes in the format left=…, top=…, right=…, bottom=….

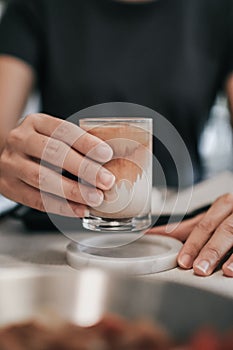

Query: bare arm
left=225, top=73, right=233, bottom=126
left=0, top=55, right=35, bottom=153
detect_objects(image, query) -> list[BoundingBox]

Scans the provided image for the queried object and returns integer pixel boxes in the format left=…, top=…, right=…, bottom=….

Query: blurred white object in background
left=19, top=91, right=41, bottom=122
left=199, top=95, right=233, bottom=178
left=0, top=195, right=17, bottom=216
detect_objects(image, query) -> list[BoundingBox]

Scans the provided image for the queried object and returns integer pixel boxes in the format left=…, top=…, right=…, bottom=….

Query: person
left=0, top=0, right=232, bottom=277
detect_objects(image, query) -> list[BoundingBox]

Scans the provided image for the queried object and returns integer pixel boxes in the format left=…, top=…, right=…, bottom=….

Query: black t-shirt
left=0, top=0, right=233, bottom=187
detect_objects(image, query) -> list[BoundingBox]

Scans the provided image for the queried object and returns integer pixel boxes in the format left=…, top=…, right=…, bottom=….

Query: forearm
left=0, top=55, right=35, bottom=153
left=225, top=73, right=233, bottom=127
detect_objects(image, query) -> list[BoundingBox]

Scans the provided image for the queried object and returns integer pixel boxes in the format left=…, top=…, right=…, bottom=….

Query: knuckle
left=53, top=122, right=71, bottom=140
left=0, top=150, right=9, bottom=166
left=78, top=133, right=97, bottom=154
left=218, top=193, right=233, bottom=206
left=29, top=168, right=40, bottom=187
left=7, top=128, right=23, bottom=147
left=219, top=222, right=233, bottom=236
left=76, top=132, right=87, bottom=149
left=38, top=171, right=48, bottom=189
left=86, top=138, right=99, bottom=153
left=23, top=113, right=46, bottom=130
left=24, top=113, right=38, bottom=124
left=44, top=139, right=65, bottom=163
left=205, top=245, right=222, bottom=262
left=196, top=218, right=215, bottom=234
left=224, top=193, right=233, bottom=205
left=69, top=183, right=79, bottom=199
left=183, top=241, right=200, bottom=255
left=79, top=159, right=94, bottom=179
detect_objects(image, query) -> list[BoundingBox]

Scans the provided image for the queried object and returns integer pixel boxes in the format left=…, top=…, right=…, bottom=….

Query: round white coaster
left=66, top=234, right=183, bottom=275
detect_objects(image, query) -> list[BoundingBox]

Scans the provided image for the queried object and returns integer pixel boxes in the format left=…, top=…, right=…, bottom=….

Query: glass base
left=82, top=213, right=151, bottom=232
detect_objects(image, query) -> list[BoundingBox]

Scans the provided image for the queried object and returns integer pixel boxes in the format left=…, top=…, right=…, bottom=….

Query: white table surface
left=0, top=217, right=232, bottom=299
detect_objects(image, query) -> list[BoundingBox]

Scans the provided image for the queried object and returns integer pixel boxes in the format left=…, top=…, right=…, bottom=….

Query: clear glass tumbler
left=79, top=117, right=153, bottom=232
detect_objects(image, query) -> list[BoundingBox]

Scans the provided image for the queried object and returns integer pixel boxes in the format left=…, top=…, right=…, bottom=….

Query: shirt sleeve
left=224, top=0, right=233, bottom=78
left=0, top=0, right=44, bottom=72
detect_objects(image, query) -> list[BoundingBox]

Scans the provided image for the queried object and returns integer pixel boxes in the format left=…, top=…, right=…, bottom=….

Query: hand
left=148, top=193, right=233, bottom=277
left=0, top=113, right=115, bottom=217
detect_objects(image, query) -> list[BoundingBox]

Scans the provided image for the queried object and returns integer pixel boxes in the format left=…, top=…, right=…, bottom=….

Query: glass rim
left=79, top=117, right=153, bottom=123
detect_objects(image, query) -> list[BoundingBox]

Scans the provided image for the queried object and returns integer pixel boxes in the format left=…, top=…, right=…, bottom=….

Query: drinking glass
left=79, top=117, right=153, bottom=232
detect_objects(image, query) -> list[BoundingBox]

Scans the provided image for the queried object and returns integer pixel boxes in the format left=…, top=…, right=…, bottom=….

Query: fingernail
left=195, top=260, right=210, bottom=274
left=226, top=262, right=233, bottom=272
left=99, top=170, right=115, bottom=189
left=179, top=254, right=193, bottom=268
left=87, top=190, right=103, bottom=207
left=95, top=144, right=113, bottom=162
